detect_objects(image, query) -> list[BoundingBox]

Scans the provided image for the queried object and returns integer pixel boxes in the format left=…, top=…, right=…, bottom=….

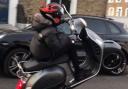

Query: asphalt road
left=0, top=68, right=128, bottom=89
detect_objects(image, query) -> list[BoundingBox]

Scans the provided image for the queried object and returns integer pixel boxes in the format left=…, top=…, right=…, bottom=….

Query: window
left=84, top=18, right=108, bottom=34
left=50, top=0, right=71, bottom=12
left=51, top=0, right=62, bottom=4
left=0, top=0, right=9, bottom=23
left=125, top=8, right=128, bottom=16
left=108, top=7, right=115, bottom=16
left=116, top=7, right=122, bottom=16
left=125, top=0, right=128, bottom=2
left=108, top=0, right=114, bottom=3
left=116, top=0, right=122, bottom=3
left=106, top=22, right=121, bottom=34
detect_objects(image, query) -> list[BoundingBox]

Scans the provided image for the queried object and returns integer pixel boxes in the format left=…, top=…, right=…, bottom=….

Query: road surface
left=0, top=68, right=128, bottom=89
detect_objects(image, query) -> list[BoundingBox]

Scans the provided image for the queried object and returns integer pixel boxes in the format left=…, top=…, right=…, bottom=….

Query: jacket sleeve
left=32, top=13, right=53, bottom=33
left=32, top=23, right=51, bottom=33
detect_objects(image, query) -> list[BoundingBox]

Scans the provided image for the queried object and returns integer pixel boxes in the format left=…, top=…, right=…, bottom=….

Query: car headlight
left=0, top=34, right=6, bottom=39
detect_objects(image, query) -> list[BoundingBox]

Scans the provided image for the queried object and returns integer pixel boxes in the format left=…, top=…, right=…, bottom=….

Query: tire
left=3, top=48, right=30, bottom=77
left=102, top=50, right=127, bottom=75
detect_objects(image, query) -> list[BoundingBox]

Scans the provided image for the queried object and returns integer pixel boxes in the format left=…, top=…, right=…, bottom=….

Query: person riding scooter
left=15, top=4, right=104, bottom=89
left=30, top=3, right=91, bottom=81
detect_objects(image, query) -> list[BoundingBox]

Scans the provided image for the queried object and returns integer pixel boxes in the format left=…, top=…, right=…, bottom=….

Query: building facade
left=107, top=0, right=128, bottom=17
left=0, top=0, right=19, bottom=25
left=0, top=0, right=107, bottom=26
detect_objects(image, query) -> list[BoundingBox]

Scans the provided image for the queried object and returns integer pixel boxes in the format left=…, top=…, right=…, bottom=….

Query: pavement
left=0, top=68, right=128, bottom=89
left=76, top=74, right=128, bottom=89
left=0, top=74, right=17, bottom=89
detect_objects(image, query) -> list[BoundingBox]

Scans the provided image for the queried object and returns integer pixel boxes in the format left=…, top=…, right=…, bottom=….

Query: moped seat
left=23, top=60, right=45, bottom=72
left=23, top=55, right=69, bottom=72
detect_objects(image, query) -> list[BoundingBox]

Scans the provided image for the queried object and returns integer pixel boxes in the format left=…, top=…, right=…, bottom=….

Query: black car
left=0, top=18, right=127, bottom=77
left=0, top=26, right=33, bottom=77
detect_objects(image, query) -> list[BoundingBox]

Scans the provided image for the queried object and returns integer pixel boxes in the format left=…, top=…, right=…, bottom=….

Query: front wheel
left=102, top=50, right=127, bottom=75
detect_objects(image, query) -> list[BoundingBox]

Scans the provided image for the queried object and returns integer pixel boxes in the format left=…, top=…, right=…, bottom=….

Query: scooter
left=15, top=5, right=104, bottom=89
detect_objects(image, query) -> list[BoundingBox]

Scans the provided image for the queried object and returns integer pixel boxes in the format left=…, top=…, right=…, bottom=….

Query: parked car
left=0, top=24, right=19, bottom=30
left=0, top=16, right=127, bottom=77
left=0, top=25, right=33, bottom=77
left=73, top=15, right=128, bottom=75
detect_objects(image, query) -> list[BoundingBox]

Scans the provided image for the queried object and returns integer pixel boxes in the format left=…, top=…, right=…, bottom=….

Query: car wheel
left=3, top=48, right=30, bottom=77
left=102, top=50, right=127, bottom=75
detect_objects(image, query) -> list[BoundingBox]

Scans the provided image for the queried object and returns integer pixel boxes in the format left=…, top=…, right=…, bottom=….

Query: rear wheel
left=3, top=48, right=30, bottom=77
left=102, top=50, right=126, bottom=75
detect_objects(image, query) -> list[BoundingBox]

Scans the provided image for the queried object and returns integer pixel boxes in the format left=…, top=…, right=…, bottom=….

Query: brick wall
left=18, top=0, right=107, bottom=23
left=107, top=0, right=128, bottom=17
left=18, top=0, right=43, bottom=23
left=77, top=0, right=107, bottom=17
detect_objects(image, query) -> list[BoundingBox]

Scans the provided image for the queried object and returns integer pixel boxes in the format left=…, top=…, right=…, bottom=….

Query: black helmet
left=40, top=3, right=64, bottom=25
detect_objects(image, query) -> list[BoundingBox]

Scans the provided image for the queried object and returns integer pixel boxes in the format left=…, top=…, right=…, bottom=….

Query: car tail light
left=16, top=80, right=25, bottom=89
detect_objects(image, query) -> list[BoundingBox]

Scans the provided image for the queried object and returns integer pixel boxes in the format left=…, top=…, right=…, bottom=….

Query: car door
left=83, top=18, right=109, bottom=40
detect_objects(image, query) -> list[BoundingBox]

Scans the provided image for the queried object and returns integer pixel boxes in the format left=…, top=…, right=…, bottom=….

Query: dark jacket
left=30, top=13, right=71, bottom=61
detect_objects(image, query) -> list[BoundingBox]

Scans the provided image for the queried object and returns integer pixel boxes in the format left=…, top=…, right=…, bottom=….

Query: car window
left=84, top=18, right=108, bottom=34
left=106, top=22, right=121, bottom=34
left=57, top=22, right=71, bottom=34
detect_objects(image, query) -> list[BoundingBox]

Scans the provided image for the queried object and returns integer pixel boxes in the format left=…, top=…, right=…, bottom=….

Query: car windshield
left=57, top=22, right=71, bottom=34
left=0, top=24, right=19, bottom=30
left=21, top=25, right=33, bottom=31
left=21, top=23, right=72, bottom=34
